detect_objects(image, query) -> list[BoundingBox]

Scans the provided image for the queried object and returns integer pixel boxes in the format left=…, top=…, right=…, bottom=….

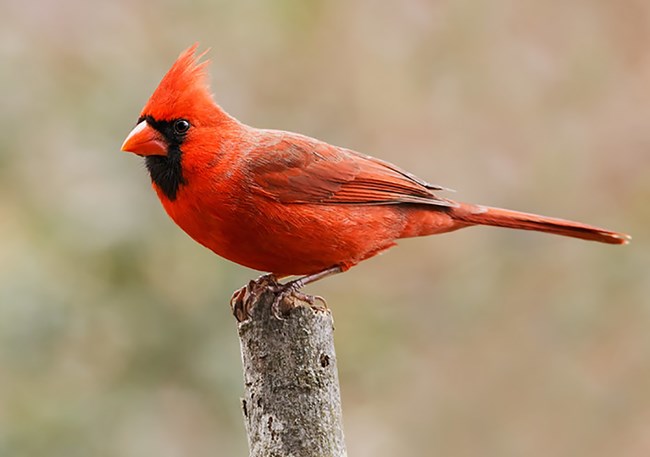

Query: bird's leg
left=269, top=266, right=343, bottom=318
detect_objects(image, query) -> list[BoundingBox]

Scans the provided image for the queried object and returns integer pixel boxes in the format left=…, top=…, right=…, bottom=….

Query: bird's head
left=121, top=44, right=233, bottom=200
left=121, top=44, right=220, bottom=158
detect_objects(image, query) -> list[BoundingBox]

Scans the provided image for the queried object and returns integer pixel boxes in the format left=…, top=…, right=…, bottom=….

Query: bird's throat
left=145, top=147, right=186, bottom=201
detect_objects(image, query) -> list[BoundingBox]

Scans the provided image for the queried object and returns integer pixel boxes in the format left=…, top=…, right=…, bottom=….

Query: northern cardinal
left=121, top=45, right=629, bottom=308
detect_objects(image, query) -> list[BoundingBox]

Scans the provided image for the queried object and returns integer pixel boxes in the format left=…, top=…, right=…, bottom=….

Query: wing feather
left=247, top=131, right=456, bottom=208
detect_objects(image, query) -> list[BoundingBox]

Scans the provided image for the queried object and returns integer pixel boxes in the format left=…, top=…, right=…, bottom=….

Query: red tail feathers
left=452, top=203, right=630, bottom=245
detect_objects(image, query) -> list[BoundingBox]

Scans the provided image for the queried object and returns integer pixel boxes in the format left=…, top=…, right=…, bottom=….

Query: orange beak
left=121, top=121, right=168, bottom=156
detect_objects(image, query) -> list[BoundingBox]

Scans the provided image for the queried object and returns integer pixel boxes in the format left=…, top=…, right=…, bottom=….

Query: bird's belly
left=163, top=196, right=407, bottom=276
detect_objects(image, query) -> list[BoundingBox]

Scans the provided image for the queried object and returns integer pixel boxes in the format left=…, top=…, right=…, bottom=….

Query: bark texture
left=235, top=281, right=347, bottom=457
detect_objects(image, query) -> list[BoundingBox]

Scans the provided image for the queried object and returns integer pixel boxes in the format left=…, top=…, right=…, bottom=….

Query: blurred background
left=0, top=0, right=648, bottom=456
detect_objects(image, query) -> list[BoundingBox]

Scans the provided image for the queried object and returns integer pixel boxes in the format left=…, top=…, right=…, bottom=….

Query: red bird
left=121, top=45, right=629, bottom=308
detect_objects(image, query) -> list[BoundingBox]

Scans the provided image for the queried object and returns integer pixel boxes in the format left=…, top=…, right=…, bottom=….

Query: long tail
left=451, top=203, right=630, bottom=245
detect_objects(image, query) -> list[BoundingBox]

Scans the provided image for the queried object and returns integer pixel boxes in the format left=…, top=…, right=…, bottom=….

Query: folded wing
left=247, top=131, right=457, bottom=208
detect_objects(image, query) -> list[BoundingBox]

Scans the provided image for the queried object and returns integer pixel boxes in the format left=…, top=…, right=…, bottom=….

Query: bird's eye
left=173, top=119, right=190, bottom=135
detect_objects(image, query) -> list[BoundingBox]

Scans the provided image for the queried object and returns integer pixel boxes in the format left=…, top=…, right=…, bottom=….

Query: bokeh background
left=1, top=0, right=648, bottom=456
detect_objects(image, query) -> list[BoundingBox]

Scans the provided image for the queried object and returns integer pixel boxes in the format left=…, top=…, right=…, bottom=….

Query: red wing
left=246, top=131, right=457, bottom=207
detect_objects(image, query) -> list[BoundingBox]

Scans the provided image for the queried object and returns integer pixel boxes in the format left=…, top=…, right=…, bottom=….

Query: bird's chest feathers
left=155, top=171, right=237, bottom=247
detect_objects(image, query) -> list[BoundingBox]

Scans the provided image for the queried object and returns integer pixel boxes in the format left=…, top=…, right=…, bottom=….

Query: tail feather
left=452, top=203, right=630, bottom=245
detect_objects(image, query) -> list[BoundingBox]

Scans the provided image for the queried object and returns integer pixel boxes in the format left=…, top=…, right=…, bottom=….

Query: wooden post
left=233, top=278, right=347, bottom=457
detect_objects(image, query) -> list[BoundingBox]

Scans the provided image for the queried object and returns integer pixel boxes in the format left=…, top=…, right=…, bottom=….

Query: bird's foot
left=268, top=280, right=328, bottom=319
left=231, top=274, right=328, bottom=321
left=230, top=273, right=280, bottom=322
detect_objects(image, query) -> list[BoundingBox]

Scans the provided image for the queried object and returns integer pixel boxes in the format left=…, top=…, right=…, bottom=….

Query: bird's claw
left=231, top=273, right=280, bottom=322
left=295, top=291, right=328, bottom=312
left=231, top=274, right=329, bottom=321
left=269, top=282, right=328, bottom=319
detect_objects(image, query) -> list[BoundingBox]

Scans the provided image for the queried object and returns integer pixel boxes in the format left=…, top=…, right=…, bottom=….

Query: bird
left=121, top=45, right=630, bottom=316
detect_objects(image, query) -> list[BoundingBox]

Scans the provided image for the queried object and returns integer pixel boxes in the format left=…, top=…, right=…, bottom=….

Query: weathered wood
left=234, top=279, right=347, bottom=457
